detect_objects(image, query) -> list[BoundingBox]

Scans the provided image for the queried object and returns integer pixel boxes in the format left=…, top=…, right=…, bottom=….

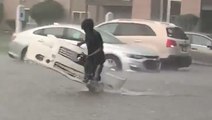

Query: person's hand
left=77, top=52, right=87, bottom=62
left=85, top=53, right=90, bottom=59
left=77, top=43, right=81, bottom=46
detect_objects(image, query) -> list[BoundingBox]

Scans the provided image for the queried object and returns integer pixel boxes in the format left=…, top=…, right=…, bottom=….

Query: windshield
left=96, top=29, right=123, bottom=44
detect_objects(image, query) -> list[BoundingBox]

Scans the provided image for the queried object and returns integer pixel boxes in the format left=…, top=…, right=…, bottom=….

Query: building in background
left=132, top=0, right=212, bottom=32
left=2, top=0, right=132, bottom=26
left=86, top=0, right=132, bottom=24
left=1, top=0, right=212, bottom=32
left=201, top=0, right=212, bottom=32
left=2, top=0, right=87, bottom=26
left=132, top=0, right=201, bottom=22
left=3, top=0, right=73, bottom=22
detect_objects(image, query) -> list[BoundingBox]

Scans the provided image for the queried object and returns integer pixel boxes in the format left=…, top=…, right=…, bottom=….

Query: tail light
left=166, top=39, right=177, bottom=48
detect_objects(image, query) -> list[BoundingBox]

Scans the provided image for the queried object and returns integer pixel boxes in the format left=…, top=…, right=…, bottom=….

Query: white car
left=9, top=24, right=161, bottom=72
left=96, top=19, right=192, bottom=69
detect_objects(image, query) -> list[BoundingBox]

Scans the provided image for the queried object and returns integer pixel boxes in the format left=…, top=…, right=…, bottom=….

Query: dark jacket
left=81, top=19, right=105, bottom=65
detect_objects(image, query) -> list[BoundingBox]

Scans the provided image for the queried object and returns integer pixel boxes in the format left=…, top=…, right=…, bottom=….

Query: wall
left=181, top=0, right=201, bottom=17
left=3, top=0, right=19, bottom=20
left=132, top=0, right=151, bottom=19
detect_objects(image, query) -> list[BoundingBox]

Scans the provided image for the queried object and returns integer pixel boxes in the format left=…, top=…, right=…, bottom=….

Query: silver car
left=9, top=24, right=161, bottom=71
left=186, top=32, right=212, bottom=65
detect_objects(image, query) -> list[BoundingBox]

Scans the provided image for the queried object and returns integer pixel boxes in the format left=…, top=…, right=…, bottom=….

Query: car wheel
left=21, top=47, right=28, bottom=61
left=169, top=66, right=179, bottom=70
left=105, top=55, right=122, bottom=71
left=161, top=60, right=178, bottom=70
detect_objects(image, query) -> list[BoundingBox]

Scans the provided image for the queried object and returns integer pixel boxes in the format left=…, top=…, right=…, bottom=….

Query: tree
left=30, top=0, right=65, bottom=25
left=174, top=14, right=199, bottom=31
left=0, top=3, right=3, bottom=23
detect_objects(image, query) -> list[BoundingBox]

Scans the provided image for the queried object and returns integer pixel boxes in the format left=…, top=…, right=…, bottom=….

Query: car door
left=189, top=34, right=212, bottom=65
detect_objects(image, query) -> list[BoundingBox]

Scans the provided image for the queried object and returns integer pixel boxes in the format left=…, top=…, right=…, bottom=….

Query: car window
left=98, top=23, right=118, bottom=34
left=96, top=29, right=123, bottom=44
left=167, top=27, right=188, bottom=40
left=64, top=28, right=85, bottom=41
left=191, top=35, right=212, bottom=46
left=186, top=34, right=192, bottom=44
left=206, top=34, right=212, bottom=39
left=33, top=29, right=44, bottom=35
left=114, top=23, right=156, bottom=36
left=42, top=27, right=65, bottom=39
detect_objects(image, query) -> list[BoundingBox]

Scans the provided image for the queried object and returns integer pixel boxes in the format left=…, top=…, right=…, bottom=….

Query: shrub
left=174, top=14, right=199, bottom=31
left=30, top=0, right=65, bottom=25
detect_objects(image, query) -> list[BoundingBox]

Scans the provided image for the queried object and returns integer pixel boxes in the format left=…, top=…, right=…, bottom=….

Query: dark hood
left=81, top=19, right=94, bottom=32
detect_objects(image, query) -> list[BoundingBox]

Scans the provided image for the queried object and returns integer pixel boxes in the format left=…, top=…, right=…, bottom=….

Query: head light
left=127, top=54, right=144, bottom=59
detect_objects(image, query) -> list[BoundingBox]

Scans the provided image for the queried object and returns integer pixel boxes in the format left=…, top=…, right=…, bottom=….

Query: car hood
left=104, top=43, right=158, bottom=56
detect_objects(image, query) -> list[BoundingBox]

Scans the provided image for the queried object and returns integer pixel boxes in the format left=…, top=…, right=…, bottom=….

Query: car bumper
left=123, top=58, right=161, bottom=72
left=161, top=55, right=192, bottom=67
left=8, top=41, right=26, bottom=60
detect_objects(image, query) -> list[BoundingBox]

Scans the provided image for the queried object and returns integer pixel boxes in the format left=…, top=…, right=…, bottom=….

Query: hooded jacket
left=81, top=19, right=105, bottom=64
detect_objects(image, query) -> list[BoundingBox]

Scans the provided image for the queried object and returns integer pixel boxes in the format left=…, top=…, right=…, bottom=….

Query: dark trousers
left=84, top=59, right=103, bottom=81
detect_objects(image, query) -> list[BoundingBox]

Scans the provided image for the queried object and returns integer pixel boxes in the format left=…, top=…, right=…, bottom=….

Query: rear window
left=166, top=27, right=188, bottom=40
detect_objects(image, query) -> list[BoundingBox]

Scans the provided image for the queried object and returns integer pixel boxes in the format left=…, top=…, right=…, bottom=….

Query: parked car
left=8, top=24, right=161, bottom=71
left=96, top=19, right=192, bottom=69
left=186, top=32, right=212, bottom=65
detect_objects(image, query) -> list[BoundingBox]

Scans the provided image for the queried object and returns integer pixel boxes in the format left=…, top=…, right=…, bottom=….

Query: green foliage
left=174, top=14, right=199, bottom=31
left=0, top=3, right=3, bottom=23
left=30, top=0, right=65, bottom=25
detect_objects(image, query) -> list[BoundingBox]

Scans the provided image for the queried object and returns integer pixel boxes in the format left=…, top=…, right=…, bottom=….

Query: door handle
left=191, top=48, right=198, bottom=50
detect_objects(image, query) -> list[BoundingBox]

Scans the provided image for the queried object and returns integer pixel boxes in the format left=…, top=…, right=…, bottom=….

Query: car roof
left=102, top=19, right=177, bottom=27
left=185, top=32, right=212, bottom=36
left=45, top=23, right=81, bottom=30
